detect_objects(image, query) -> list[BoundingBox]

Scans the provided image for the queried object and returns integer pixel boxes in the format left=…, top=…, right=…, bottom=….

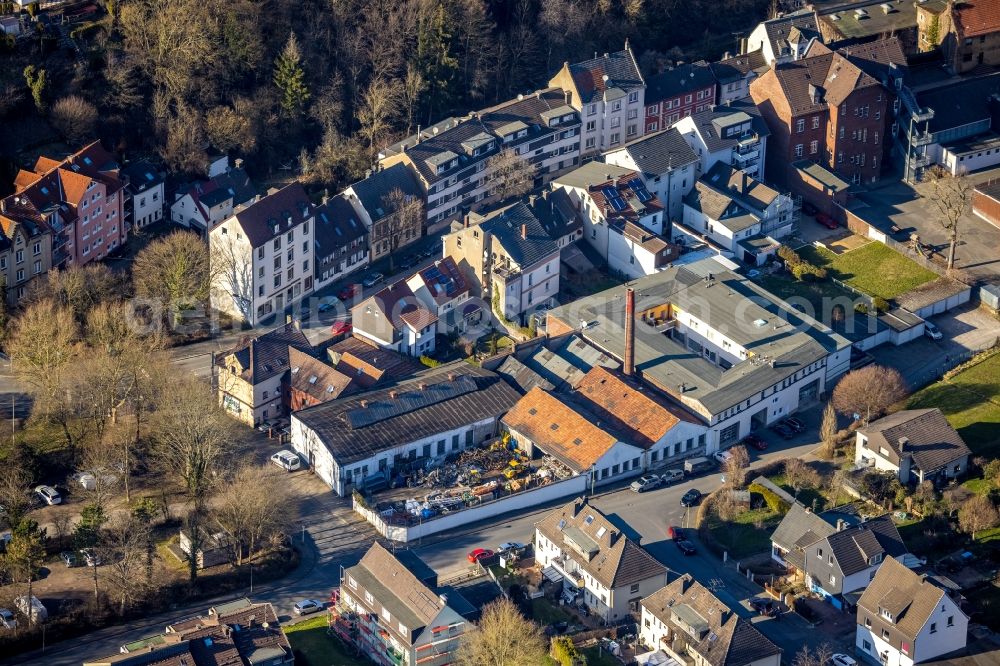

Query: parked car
left=680, top=489, right=702, bottom=507
left=60, top=551, right=79, bottom=567
left=802, top=201, right=818, bottom=216
left=668, top=526, right=688, bottom=541
left=497, top=542, right=526, bottom=556
left=781, top=417, right=806, bottom=433
left=924, top=321, right=943, bottom=340
left=399, top=254, right=420, bottom=270
left=317, top=300, right=337, bottom=313
left=270, top=450, right=302, bottom=472
left=661, top=469, right=685, bottom=485
left=293, top=599, right=324, bottom=616
left=831, top=655, right=857, bottom=666
left=337, top=284, right=358, bottom=301
left=770, top=423, right=795, bottom=439
left=467, top=548, right=495, bottom=563
left=674, top=538, right=696, bottom=555
left=82, top=548, right=101, bottom=567
left=362, top=272, right=385, bottom=288
left=742, top=434, right=767, bottom=451
left=329, top=321, right=352, bottom=337
left=0, top=608, right=16, bottom=630
left=630, top=475, right=662, bottom=493
left=14, top=595, right=47, bottom=623
left=815, top=213, right=838, bottom=230
left=34, top=485, right=61, bottom=505
left=748, top=597, right=778, bottom=616
left=713, top=450, right=733, bottom=465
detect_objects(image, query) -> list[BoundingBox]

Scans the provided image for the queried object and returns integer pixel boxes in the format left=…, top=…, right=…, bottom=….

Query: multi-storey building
left=814, top=0, right=920, bottom=55
left=917, top=0, right=1000, bottom=74
left=604, top=127, right=699, bottom=222
left=549, top=46, right=645, bottom=155
left=351, top=279, right=439, bottom=357
left=121, top=160, right=165, bottom=230
left=170, top=156, right=257, bottom=235
left=313, top=193, right=369, bottom=289
left=711, top=50, right=769, bottom=104
left=673, top=101, right=770, bottom=181
left=333, top=543, right=475, bottom=666
left=642, top=61, right=717, bottom=132
left=535, top=498, right=667, bottom=622
left=0, top=208, right=52, bottom=304
left=343, top=163, right=424, bottom=260
left=405, top=256, right=482, bottom=335
left=6, top=141, right=127, bottom=270
left=209, top=182, right=315, bottom=326
left=379, top=89, right=581, bottom=230
left=442, top=201, right=560, bottom=323
left=751, top=40, right=902, bottom=187
left=744, top=10, right=822, bottom=66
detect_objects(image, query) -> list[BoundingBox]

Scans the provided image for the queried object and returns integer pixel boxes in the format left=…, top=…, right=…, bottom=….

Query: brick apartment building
left=750, top=41, right=901, bottom=187
left=643, top=61, right=717, bottom=132
left=917, top=0, right=1000, bottom=74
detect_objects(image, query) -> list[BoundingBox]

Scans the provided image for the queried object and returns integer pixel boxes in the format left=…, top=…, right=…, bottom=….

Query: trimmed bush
left=419, top=355, right=440, bottom=368
left=872, top=297, right=891, bottom=312
left=551, top=636, right=581, bottom=666
left=748, top=482, right=790, bottom=514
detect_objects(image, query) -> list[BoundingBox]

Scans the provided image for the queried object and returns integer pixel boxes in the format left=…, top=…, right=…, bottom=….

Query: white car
left=924, top=321, right=943, bottom=340
left=293, top=599, right=324, bottom=616
left=713, top=450, right=733, bottom=465
left=661, top=469, right=685, bottom=485
left=497, top=541, right=526, bottom=555
left=630, top=475, right=663, bottom=493
left=270, top=450, right=302, bottom=472
left=831, top=655, right=857, bottom=666
left=0, top=608, right=16, bottom=630
left=34, top=485, right=61, bottom=505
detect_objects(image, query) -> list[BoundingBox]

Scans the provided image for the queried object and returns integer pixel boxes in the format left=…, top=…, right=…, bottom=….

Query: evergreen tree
left=416, top=1, right=458, bottom=120
left=3, top=518, right=46, bottom=627
left=23, top=65, right=47, bottom=113
left=273, top=32, right=310, bottom=116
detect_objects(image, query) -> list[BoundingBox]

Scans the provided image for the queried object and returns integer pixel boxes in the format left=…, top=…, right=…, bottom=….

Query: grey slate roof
left=682, top=100, right=771, bottom=153
left=568, top=49, right=645, bottom=105
left=121, top=160, right=164, bottom=194
left=472, top=201, right=560, bottom=269
left=859, top=408, right=972, bottom=474
left=684, top=181, right=759, bottom=233
left=293, top=362, right=520, bottom=465
left=520, top=334, right=620, bottom=392
left=231, top=182, right=313, bottom=248
left=711, top=50, right=769, bottom=83
left=349, top=163, right=423, bottom=223
left=219, top=323, right=313, bottom=384
left=645, top=61, right=716, bottom=105
left=614, top=127, right=699, bottom=177
left=494, top=355, right=556, bottom=394
left=821, top=514, right=907, bottom=576
left=771, top=502, right=839, bottom=553
left=763, top=10, right=821, bottom=59
left=314, top=193, right=367, bottom=261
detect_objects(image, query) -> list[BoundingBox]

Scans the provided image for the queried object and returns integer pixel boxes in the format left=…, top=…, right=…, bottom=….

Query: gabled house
left=313, top=193, right=369, bottom=289
left=121, top=160, right=165, bottom=230
left=856, top=556, right=969, bottom=666
left=917, top=0, right=1000, bottom=74
left=405, top=256, right=481, bottom=335
left=770, top=501, right=842, bottom=570
left=549, top=45, right=645, bottom=155
left=352, top=280, right=438, bottom=357
left=325, top=335, right=423, bottom=392
left=332, top=543, right=476, bottom=666
left=745, top=10, right=823, bottom=66
left=801, top=514, right=909, bottom=608
left=711, top=50, right=769, bottom=104
left=603, top=127, right=699, bottom=222
left=855, top=408, right=971, bottom=485
left=552, top=162, right=678, bottom=279
left=209, top=182, right=316, bottom=326
left=532, top=188, right=584, bottom=251
left=535, top=498, right=667, bottom=622
left=170, top=156, right=256, bottom=235
left=215, top=323, right=312, bottom=426
left=0, top=206, right=52, bottom=304
left=443, top=201, right=560, bottom=323
left=343, top=162, right=423, bottom=261
left=640, top=574, right=782, bottom=666
left=287, top=347, right=355, bottom=412
left=673, top=101, right=770, bottom=181
left=643, top=61, right=717, bottom=131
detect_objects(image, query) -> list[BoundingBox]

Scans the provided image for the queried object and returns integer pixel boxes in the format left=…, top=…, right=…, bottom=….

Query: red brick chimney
left=521, top=223, right=527, bottom=240
left=624, top=287, right=635, bottom=376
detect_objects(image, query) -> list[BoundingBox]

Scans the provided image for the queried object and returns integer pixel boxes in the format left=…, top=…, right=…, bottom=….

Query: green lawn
left=581, top=646, right=621, bottom=666
left=963, top=478, right=996, bottom=495
left=908, top=352, right=1000, bottom=457
left=896, top=516, right=958, bottom=562
left=530, top=598, right=574, bottom=626
left=797, top=242, right=938, bottom=301
left=285, top=616, right=371, bottom=666
left=703, top=506, right=783, bottom=559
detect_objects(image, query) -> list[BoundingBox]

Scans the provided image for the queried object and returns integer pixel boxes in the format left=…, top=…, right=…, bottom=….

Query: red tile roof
left=955, top=0, right=1000, bottom=37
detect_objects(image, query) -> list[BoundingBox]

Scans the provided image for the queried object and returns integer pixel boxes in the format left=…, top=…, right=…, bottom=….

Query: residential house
left=313, top=193, right=369, bottom=289
left=332, top=543, right=476, bottom=666
left=215, top=323, right=312, bottom=425
left=549, top=45, right=645, bottom=155
left=801, top=514, right=908, bottom=609
left=209, top=182, right=315, bottom=326
left=855, top=408, right=971, bottom=485
left=545, top=257, right=853, bottom=450
left=673, top=101, right=771, bottom=181
left=170, top=156, right=256, bottom=235
left=7, top=141, right=127, bottom=269
left=640, top=574, right=782, bottom=666
left=442, top=201, right=560, bottom=323
left=535, top=498, right=667, bottom=622
left=532, top=188, right=584, bottom=251
left=0, top=205, right=52, bottom=304
left=643, top=61, right=717, bottom=132
left=603, top=127, right=700, bottom=222
left=287, top=347, right=356, bottom=412
left=744, top=10, right=822, bottom=66
left=290, top=362, right=520, bottom=495
left=378, top=89, right=582, bottom=231
left=552, top=162, right=679, bottom=279
left=750, top=39, right=904, bottom=187
left=711, top=50, right=769, bottom=104
left=84, top=598, right=293, bottom=666
left=916, top=0, right=1000, bottom=73
left=770, top=502, right=842, bottom=571
left=325, top=335, right=423, bottom=392
left=813, top=0, right=919, bottom=55
left=856, top=556, right=969, bottom=666
left=351, top=279, right=439, bottom=357
left=121, top=160, right=165, bottom=230
left=680, top=162, right=796, bottom=264
left=405, top=256, right=482, bottom=335
left=342, top=162, right=423, bottom=262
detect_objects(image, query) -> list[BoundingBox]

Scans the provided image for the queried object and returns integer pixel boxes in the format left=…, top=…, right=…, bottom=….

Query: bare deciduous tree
left=51, top=96, right=99, bottom=145
left=958, top=494, right=999, bottom=540
left=784, top=458, right=821, bottom=500
left=375, top=187, right=424, bottom=272
left=356, top=76, right=403, bottom=158
left=487, top=147, right=535, bottom=203
left=792, top=642, right=834, bottom=666
left=205, top=105, right=257, bottom=153
left=722, top=445, right=750, bottom=488
left=7, top=300, right=79, bottom=419
left=819, top=401, right=838, bottom=460
left=924, top=167, right=973, bottom=272
left=456, top=597, right=547, bottom=666
left=831, top=365, right=906, bottom=425
left=0, top=466, right=33, bottom=528
left=134, top=230, right=213, bottom=327
left=27, top=263, right=121, bottom=323
left=99, top=513, right=152, bottom=614
left=214, top=465, right=294, bottom=566
left=715, top=488, right=742, bottom=522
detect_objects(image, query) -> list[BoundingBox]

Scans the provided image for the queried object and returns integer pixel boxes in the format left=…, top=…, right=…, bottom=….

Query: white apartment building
left=209, top=182, right=315, bottom=326
left=744, top=10, right=820, bottom=66
left=674, top=102, right=770, bottom=181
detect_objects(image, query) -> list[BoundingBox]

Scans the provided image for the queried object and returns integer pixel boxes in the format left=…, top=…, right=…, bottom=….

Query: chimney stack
left=521, top=223, right=527, bottom=240
left=898, top=436, right=909, bottom=452
left=624, top=287, right=636, bottom=376
left=234, top=158, right=244, bottom=170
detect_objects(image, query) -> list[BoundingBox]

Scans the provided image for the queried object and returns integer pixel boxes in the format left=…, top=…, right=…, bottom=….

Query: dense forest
left=0, top=0, right=769, bottom=192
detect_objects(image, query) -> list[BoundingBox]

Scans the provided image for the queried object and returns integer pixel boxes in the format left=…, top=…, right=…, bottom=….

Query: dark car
left=675, top=538, right=696, bottom=556
left=399, top=255, right=420, bottom=270
left=667, top=526, right=685, bottom=541
left=742, top=434, right=767, bottom=451
left=362, top=272, right=385, bottom=288
left=770, top=423, right=795, bottom=439
left=337, top=284, right=358, bottom=301
left=802, top=201, right=818, bottom=216
left=749, top=597, right=779, bottom=616
left=680, top=489, right=702, bottom=507
left=815, top=213, right=838, bottom=230
left=782, top=417, right=806, bottom=433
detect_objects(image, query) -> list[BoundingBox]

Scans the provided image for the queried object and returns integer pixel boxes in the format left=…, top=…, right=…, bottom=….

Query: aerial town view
left=1, top=0, right=1000, bottom=664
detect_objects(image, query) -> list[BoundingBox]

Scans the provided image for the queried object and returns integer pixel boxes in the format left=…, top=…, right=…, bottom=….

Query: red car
left=668, top=526, right=684, bottom=540
left=743, top=434, right=768, bottom=451
left=467, top=548, right=494, bottom=563
left=337, top=284, right=358, bottom=301
left=815, top=213, right=838, bottom=230
left=330, top=321, right=352, bottom=337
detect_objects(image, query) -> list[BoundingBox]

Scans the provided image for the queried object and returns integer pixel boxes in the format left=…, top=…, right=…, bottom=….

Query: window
left=829, top=574, right=836, bottom=585
left=612, top=100, right=622, bottom=112
left=882, top=629, right=890, bottom=640
left=817, top=548, right=823, bottom=558
left=863, top=640, right=872, bottom=652
left=627, top=109, right=637, bottom=120
left=630, top=583, right=640, bottom=593
left=812, top=116, right=819, bottom=129
left=685, top=94, right=692, bottom=104
left=810, top=140, right=818, bottom=154
left=796, top=119, right=805, bottom=133
left=947, top=616, right=954, bottom=627
left=610, top=132, right=620, bottom=145
left=258, top=247, right=265, bottom=260
left=365, top=591, right=374, bottom=604
left=33, top=260, right=40, bottom=274
left=32, top=242, right=40, bottom=256
left=610, top=116, right=621, bottom=129
left=865, top=617, right=872, bottom=628
left=930, top=622, right=937, bottom=634
left=628, top=91, right=639, bottom=103
left=14, top=250, right=22, bottom=263
left=648, top=122, right=658, bottom=132
left=586, top=120, right=596, bottom=132
left=16, top=269, right=23, bottom=282
left=795, top=144, right=804, bottom=157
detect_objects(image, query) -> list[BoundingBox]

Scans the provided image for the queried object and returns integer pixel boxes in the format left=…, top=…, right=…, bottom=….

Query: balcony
left=909, top=153, right=932, bottom=169
left=733, top=148, right=759, bottom=163
left=491, top=264, right=521, bottom=284
left=550, top=556, right=585, bottom=589
left=910, top=131, right=932, bottom=147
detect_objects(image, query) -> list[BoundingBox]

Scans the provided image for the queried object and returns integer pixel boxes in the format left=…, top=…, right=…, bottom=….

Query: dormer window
left=869, top=553, right=882, bottom=565
left=880, top=608, right=894, bottom=622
